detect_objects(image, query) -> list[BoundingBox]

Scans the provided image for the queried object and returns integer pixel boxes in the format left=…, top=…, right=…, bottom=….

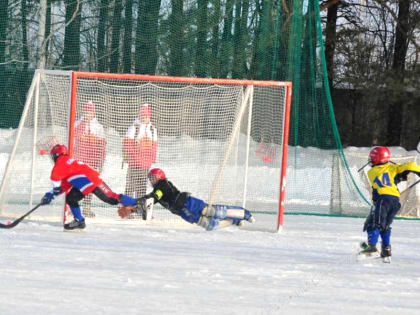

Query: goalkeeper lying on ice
left=118, top=168, right=255, bottom=230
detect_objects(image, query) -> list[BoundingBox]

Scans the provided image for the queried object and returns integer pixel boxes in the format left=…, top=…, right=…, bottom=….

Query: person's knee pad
left=66, top=189, right=84, bottom=208
left=203, top=205, right=227, bottom=219
left=197, top=216, right=219, bottom=231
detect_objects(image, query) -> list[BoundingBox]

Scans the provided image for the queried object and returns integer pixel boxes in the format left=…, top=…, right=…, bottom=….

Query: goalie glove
left=117, top=205, right=136, bottom=218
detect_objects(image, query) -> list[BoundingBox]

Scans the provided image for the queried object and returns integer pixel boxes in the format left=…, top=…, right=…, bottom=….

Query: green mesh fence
left=0, top=0, right=374, bottom=218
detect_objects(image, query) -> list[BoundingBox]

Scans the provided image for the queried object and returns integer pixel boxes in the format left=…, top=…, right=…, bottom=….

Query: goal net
left=331, top=152, right=420, bottom=218
left=0, top=70, right=292, bottom=232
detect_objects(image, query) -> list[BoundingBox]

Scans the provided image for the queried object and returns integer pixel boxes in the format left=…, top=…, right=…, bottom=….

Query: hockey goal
left=0, top=70, right=292, bottom=232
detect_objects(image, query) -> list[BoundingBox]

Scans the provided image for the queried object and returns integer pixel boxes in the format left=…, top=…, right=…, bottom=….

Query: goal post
left=0, top=70, right=292, bottom=232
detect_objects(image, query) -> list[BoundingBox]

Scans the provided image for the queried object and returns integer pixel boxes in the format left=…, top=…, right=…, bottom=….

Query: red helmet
left=148, top=168, right=166, bottom=185
left=83, top=101, right=96, bottom=113
left=369, top=146, right=390, bottom=166
left=50, top=144, right=68, bottom=162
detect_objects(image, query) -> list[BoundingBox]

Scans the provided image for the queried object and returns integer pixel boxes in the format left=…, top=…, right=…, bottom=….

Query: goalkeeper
left=118, top=168, right=255, bottom=230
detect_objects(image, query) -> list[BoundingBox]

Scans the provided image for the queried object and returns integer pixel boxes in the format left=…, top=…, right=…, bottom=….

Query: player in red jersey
left=41, top=144, right=137, bottom=230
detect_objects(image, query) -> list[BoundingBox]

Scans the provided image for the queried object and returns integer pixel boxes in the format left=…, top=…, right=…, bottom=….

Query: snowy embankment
left=1, top=216, right=420, bottom=315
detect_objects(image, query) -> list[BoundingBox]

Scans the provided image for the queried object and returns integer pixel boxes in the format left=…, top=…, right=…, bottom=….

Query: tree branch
left=320, top=0, right=341, bottom=11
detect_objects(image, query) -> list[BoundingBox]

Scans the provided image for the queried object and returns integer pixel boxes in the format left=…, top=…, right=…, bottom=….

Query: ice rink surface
left=1, top=215, right=419, bottom=315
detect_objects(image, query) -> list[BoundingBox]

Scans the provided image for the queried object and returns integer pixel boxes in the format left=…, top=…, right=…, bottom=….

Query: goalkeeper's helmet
left=148, top=168, right=166, bottom=186
left=83, top=100, right=96, bottom=114
left=139, top=104, right=152, bottom=118
left=369, top=146, right=390, bottom=166
left=50, top=144, right=69, bottom=163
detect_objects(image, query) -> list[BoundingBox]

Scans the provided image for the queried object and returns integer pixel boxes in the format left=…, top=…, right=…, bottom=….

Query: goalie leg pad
left=204, top=205, right=227, bottom=219
left=197, top=216, right=219, bottom=231
left=197, top=217, right=245, bottom=230
left=205, top=205, right=250, bottom=220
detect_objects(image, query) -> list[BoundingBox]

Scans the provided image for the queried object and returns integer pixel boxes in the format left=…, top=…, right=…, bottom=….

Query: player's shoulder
left=155, top=178, right=169, bottom=188
left=398, top=161, right=420, bottom=172
left=56, top=155, right=71, bottom=165
left=51, top=156, right=71, bottom=177
left=368, top=163, right=393, bottom=177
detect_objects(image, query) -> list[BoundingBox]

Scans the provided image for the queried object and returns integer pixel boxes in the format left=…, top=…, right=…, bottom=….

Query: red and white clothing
left=123, top=118, right=158, bottom=169
left=50, top=155, right=103, bottom=195
left=74, top=116, right=106, bottom=169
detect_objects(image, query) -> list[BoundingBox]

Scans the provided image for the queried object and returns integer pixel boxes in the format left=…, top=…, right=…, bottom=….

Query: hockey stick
left=400, top=179, right=420, bottom=197
left=358, top=162, right=370, bottom=172
left=359, top=160, right=398, bottom=173
left=0, top=203, right=43, bottom=229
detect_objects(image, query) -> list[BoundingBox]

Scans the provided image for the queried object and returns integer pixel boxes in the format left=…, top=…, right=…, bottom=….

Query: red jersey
left=74, top=117, right=106, bottom=169
left=123, top=120, right=157, bottom=169
left=51, top=155, right=103, bottom=195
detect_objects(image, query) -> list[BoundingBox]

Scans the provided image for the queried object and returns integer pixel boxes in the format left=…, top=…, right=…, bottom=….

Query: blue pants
left=180, top=196, right=207, bottom=224
left=364, top=197, right=400, bottom=246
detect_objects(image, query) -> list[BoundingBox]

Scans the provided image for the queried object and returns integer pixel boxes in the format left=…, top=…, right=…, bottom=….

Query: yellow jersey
left=367, top=162, right=420, bottom=201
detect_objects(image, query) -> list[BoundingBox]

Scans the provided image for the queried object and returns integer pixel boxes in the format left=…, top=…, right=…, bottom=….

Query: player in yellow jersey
left=360, top=146, right=420, bottom=260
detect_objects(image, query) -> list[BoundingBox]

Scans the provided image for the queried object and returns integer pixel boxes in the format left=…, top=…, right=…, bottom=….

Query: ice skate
left=381, top=244, right=391, bottom=263
left=359, top=241, right=379, bottom=256
left=244, top=210, right=255, bottom=223
left=247, top=215, right=256, bottom=223
left=64, top=218, right=86, bottom=231
left=380, top=244, right=391, bottom=258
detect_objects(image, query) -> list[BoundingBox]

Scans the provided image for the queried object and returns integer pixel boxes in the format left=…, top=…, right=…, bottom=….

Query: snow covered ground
left=1, top=128, right=420, bottom=314
left=1, top=216, right=420, bottom=315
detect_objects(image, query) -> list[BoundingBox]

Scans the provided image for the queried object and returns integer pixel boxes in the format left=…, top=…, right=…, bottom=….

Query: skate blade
left=63, top=228, right=86, bottom=233
left=357, top=251, right=380, bottom=261
left=382, top=257, right=391, bottom=263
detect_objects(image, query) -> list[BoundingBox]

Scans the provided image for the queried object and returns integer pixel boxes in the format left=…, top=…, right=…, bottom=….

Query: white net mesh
left=331, top=152, right=420, bottom=217
left=0, top=70, right=290, bottom=231
left=0, top=71, right=71, bottom=220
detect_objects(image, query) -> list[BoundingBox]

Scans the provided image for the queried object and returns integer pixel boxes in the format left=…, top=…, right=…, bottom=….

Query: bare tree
left=220, top=0, right=234, bottom=78
left=0, top=0, right=9, bottom=115
left=110, top=0, right=122, bottom=73
left=386, top=0, right=411, bottom=145
left=135, top=0, right=162, bottom=74
left=232, top=0, right=250, bottom=79
left=195, top=0, right=209, bottom=77
left=169, top=0, right=185, bottom=76
left=324, top=1, right=339, bottom=85
left=22, top=0, right=29, bottom=71
left=97, top=0, right=109, bottom=72
left=123, top=0, right=134, bottom=73
left=210, top=0, right=221, bottom=78
left=63, top=0, right=82, bottom=70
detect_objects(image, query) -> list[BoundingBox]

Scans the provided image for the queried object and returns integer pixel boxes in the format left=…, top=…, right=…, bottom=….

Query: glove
left=41, top=192, right=54, bottom=205
left=117, top=205, right=136, bottom=218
